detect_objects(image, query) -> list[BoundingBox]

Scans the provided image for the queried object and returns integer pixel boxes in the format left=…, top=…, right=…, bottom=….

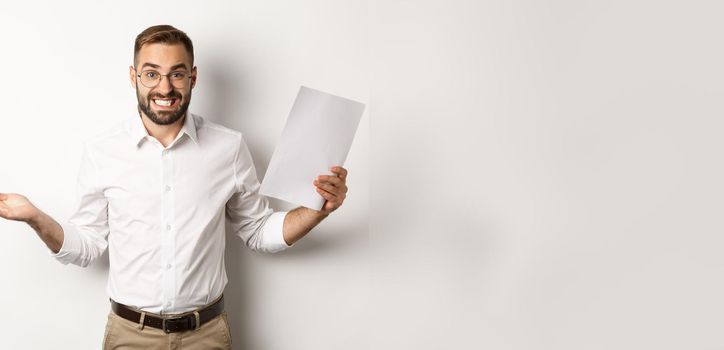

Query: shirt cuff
left=261, top=211, right=292, bottom=253
left=49, top=222, right=82, bottom=265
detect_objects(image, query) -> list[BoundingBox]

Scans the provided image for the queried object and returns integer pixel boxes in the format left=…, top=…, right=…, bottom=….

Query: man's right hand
left=1, top=192, right=64, bottom=253
left=0, top=193, right=39, bottom=222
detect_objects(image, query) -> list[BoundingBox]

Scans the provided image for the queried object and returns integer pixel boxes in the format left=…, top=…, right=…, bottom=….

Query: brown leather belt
left=110, top=295, right=224, bottom=333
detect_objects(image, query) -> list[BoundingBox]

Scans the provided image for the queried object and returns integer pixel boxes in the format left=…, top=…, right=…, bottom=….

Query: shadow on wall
left=205, top=55, right=364, bottom=349
left=89, top=248, right=110, bottom=273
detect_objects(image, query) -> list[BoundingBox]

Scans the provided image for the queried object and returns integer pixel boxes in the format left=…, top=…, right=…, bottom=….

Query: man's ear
left=129, top=65, right=137, bottom=88
left=190, top=66, right=197, bottom=89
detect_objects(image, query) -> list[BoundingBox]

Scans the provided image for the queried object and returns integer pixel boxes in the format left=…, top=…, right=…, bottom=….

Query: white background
left=2, top=0, right=724, bottom=349
left=368, top=0, right=724, bottom=348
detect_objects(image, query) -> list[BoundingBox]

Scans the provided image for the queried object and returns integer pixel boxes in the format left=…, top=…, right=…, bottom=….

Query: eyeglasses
left=135, top=68, right=192, bottom=89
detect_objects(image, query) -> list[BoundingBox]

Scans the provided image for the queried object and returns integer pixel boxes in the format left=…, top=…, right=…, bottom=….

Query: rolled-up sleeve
left=226, top=134, right=292, bottom=253
left=50, top=142, right=110, bottom=267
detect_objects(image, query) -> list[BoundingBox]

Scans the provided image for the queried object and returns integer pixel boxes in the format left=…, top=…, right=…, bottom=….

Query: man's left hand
left=313, top=166, right=348, bottom=216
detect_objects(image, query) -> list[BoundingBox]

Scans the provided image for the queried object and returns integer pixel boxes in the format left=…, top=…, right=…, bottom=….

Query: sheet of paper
left=260, top=86, right=365, bottom=210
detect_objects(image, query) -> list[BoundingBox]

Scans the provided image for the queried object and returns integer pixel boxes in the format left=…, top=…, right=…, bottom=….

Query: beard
left=136, top=87, right=191, bottom=126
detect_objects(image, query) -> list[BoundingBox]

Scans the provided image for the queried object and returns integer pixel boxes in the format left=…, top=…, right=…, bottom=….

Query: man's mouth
left=152, top=98, right=179, bottom=108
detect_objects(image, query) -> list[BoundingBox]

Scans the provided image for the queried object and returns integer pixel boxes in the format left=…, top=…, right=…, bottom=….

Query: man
left=0, top=25, right=349, bottom=349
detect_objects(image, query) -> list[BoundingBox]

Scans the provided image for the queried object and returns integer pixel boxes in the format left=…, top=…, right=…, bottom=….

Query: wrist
left=23, top=206, right=42, bottom=225
left=303, top=206, right=329, bottom=220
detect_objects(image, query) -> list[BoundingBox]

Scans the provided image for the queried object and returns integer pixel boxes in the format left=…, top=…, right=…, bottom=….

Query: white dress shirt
left=50, top=111, right=292, bottom=314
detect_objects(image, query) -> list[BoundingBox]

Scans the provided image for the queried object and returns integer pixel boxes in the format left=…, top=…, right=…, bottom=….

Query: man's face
left=130, top=43, right=197, bottom=125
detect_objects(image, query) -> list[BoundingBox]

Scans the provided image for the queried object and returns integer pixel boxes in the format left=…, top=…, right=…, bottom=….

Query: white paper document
left=259, top=86, right=365, bottom=210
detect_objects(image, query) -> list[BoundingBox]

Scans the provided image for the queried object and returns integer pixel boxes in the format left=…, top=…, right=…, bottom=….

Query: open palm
left=0, top=193, right=37, bottom=222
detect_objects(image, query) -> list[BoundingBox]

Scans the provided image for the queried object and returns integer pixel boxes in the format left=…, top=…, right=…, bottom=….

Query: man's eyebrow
left=139, top=62, right=189, bottom=71
left=141, top=62, right=160, bottom=69
left=170, top=63, right=189, bottom=71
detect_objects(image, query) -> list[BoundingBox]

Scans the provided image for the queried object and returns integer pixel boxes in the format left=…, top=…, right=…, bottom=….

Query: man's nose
left=155, top=75, right=174, bottom=94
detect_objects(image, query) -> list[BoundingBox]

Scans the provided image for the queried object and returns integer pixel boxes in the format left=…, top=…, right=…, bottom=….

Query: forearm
left=26, top=209, right=64, bottom=254
left=282, top=206, right=328, bottom=245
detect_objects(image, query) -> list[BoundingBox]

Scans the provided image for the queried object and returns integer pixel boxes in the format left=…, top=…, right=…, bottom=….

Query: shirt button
left=166, top=224, right=171, bottom=230
left=165, top=185, right=171, bottom=192
left=165, top=301, right=172, bottom=307
left=166, top=263, right=172, bottom=270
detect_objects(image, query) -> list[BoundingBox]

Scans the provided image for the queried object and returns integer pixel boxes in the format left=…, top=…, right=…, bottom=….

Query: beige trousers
left=102, top=309, right=232, bottom=349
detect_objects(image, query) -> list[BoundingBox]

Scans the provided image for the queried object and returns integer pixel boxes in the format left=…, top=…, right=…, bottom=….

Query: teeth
left=154, top=99, right=173, bottom=106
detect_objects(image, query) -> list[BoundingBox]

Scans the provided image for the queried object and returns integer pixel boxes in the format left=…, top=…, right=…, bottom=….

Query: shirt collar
left=126, top=109, right=199, bottom=148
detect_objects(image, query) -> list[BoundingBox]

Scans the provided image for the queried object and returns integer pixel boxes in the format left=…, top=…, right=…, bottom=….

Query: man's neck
left=138, top=109, right=185, bottom=148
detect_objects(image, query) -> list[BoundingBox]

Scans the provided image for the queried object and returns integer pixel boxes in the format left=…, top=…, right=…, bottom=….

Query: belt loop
left=193, top=311, right=200, bottom=330
left=138, top=311, right=146, bottom=331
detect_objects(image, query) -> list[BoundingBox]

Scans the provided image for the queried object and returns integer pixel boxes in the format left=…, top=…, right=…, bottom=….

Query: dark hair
left=134, top=25, right=194, bottom=67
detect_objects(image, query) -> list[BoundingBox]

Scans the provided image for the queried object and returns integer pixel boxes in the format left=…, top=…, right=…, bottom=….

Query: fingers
left=314, top=175, right=346, bottom=197
left=316, top=175, right=346, bottom=189
left=315, top=183, right=345, bottom=214
left=315, top=185, right=337, bottom=201
left=330, top=166, right=348, bottom=180
left=312, top=167, right=349, bottom=214
left=0, top=193, right=6, bottom=201
left=314, top=178, right=344, bottom=194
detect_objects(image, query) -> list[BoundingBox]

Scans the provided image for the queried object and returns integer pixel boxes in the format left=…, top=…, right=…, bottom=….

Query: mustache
left=147, top=91, right=182, bottom=100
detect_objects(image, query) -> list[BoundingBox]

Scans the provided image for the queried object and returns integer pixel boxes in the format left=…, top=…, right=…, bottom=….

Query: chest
left=97, top=146, right=236, bottom=211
